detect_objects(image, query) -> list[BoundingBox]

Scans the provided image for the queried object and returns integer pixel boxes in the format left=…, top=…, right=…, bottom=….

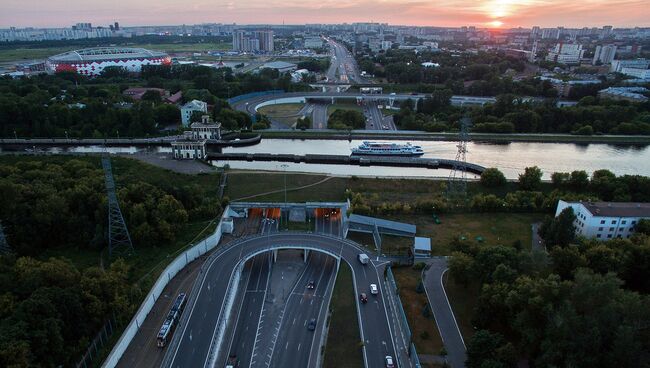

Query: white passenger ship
left=351, top=141, right=424, bottom=156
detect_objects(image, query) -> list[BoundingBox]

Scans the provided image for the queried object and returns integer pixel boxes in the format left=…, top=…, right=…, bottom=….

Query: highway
left=311, top=103, right=329, bottom=129
left=162, top=232, right=398, bottom=368
left=269, top=252, right=336, bottom=368
left=224, top=253, right=271, bottom=368
left=325, top=38, right=366, bottom=84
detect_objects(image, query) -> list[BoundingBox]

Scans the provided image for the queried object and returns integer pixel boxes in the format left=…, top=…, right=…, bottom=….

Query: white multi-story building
left=190, top=115, right=221, bottom=140
left=180, top=100, right=208, bottom=127
left=619, top=67, right=650, bottom=80
left=546, top=43, right=584, bottom=65
left=592, top=45, right=617, bottom=65
left=304, top=36, right=323, bottom=49
left=555, top=200, right=650, bottom=240
left=610, top=58, right=650, bottom=73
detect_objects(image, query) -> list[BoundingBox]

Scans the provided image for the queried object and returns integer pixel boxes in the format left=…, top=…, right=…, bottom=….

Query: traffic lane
left=312, top=104, right=328, bottom=129
left=270, top=253, right=335, bottom=367
left=226, top=254, right=270, bottom=367
left=354, top=260, right=397, bottom=367
left=167, top=233, right=396, bottom=368
left=167, top=250, right=237, bottom=368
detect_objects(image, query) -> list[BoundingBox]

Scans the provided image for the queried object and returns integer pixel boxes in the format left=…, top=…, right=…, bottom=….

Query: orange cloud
left=0, top=0, right=648, bottom=28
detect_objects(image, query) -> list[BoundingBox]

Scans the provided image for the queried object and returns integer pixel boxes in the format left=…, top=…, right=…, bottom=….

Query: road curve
left=162, top=232, right=398, bottom=368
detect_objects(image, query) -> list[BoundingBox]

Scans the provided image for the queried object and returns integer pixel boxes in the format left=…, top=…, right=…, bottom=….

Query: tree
left=140, top=90, right=162, bottom=103
left=449, top=252, right=474, bottom=287
left=538, top=207, right=577, bottom=248
left=568, top=170, right=589, bottom=191
left=466, top=330, right=516, bottom=368
left=480, top=168, right=507, bottom=187
left=550, top=246, right=587, bottom=279
left=296, top=116, right=311, bottom=130
left=518, top=166, right=543, bottom=191
left=635, top=219, right=650, bottom=235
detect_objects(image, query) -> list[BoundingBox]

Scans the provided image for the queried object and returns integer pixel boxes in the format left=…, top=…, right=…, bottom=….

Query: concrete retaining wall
left=101, top=215, right=227, bottom=368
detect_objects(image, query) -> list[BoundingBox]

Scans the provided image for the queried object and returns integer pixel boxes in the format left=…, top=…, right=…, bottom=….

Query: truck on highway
left=358, top=253, right=369, bottom=265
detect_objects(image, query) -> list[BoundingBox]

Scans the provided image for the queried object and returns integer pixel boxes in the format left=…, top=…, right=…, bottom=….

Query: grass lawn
left=393, top=267, right=444, bottom=355
left=257, top=103, right=305, bottom=117
left=327, top=103, right=364, bottom=116
left=226, top=172, right=348, bottom=202
left=443, top=274, right=481, bottom=342
left=323, top=262, right=364, bottom=368
left=383, top=213, right=542, bottom=256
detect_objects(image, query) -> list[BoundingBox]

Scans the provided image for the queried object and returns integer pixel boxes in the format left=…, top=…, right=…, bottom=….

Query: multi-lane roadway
left=162, top=232, right=398, bottom=368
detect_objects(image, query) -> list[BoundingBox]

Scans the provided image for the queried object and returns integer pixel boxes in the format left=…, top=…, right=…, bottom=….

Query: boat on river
left=351, top=141, right=424, bottom=156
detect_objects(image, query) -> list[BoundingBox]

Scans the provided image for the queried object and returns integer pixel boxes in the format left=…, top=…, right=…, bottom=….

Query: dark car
left=307, top=318, right=317, bottom=331
left=307, top=280, right=315, bottom=289
left=360, top=293, right=368, bottom=303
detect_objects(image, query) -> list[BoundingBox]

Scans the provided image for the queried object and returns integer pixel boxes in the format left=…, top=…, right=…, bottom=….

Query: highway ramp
left=161, top=232, right=398, bottom=368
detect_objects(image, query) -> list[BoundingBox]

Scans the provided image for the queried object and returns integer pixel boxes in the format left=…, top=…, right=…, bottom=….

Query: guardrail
left=386, top=266, right=422, bottom=368
left=101, top=214, right=226, bottom=368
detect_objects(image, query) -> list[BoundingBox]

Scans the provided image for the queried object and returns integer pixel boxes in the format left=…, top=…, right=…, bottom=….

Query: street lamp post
left=13, top=130, right=17, bottom=140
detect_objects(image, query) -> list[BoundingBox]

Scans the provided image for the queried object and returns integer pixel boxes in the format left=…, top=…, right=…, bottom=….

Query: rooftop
left=580, top=201, right=650, bottom=218
left=182, top=100, right=207, bottom=109
left=262, top=61, right=297, bottom=70
left=49, top=47, right=167, bottom=62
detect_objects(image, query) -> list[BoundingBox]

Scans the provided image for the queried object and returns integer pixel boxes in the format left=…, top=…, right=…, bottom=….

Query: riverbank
left=259, top=130, right=650, bottom=145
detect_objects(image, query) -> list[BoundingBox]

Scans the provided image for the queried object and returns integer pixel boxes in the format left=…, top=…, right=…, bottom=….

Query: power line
left=447, top=115, right=471, bottom=198
left=101, top=156, right=134, bottom=258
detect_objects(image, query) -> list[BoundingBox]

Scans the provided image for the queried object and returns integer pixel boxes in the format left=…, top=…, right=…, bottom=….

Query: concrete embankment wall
left=101, top=212, right=229, bottom=368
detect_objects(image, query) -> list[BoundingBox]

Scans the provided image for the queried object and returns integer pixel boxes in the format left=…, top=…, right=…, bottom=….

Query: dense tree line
left=449, top=232, right=650, bottom=367
left=0, top=256, right=137, bottom=367
left=348, top=167, right=650, bottom=216
left=0, top=158, right=221, bottom=255
left=0, top=156, right=223, bottom=366
left=0, top=60, right=303, bottom=137
left=327, top=109, right=365, bottom=130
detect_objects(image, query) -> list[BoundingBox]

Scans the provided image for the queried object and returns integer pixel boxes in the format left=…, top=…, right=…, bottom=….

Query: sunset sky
left=2, top=0, right=649, bottom=28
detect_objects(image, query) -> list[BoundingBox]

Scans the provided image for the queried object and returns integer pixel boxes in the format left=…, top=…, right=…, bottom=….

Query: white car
left=385, top=355, right=395, bottom=368
left=370, top=284, right=378, bottom=295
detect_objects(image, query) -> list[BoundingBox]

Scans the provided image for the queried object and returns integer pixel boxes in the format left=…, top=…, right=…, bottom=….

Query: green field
left=393, top=267, right=444, bottom=355
left=257, top=103, right=306, bottom=126
left=258, top=103, right=305, bottom=117
left=323, top=262, right=364, bottom=368
left=327, top=103, right=364, bottom=116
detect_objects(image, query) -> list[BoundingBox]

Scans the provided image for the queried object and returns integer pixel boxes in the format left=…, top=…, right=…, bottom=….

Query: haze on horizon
left=1, top=0, right=649, bottom=29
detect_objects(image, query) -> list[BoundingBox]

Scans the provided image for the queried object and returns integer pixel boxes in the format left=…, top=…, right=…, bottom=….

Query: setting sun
left=488, top=20, right=504, bottom=28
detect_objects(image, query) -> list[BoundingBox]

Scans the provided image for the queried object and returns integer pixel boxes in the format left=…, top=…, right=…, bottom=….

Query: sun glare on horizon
left=488, top=20, right=504, bottom=28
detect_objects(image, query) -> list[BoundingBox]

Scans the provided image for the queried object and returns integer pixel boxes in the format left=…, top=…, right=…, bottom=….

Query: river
left=6, top=139, right=648, bottom=180
left=219, top=139, right=650, bottom=180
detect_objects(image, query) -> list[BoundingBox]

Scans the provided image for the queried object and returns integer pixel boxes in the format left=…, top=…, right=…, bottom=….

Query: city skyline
left=1, top=0, right=649, bottom=29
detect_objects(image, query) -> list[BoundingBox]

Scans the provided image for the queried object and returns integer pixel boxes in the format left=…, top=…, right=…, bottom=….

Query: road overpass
left=161, top=232, right=400, bottom=368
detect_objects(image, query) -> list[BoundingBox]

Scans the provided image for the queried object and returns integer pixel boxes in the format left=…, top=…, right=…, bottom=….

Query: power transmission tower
left=101, top=156, right=134, bottom=258
left=0, top=222, right=11, bottom=255
left=447, top=116, right=471, bottom=198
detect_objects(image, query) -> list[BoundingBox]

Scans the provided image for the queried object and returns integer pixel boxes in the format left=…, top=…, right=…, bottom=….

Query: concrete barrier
left=101, top=214, right=227, bottom=368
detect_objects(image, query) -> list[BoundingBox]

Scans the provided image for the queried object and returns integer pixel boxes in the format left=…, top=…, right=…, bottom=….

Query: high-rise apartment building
left=232, top=30, right=274, bottom=53
left=546, top=43, right=584, bottom=65
left=593, top=45, right=617, bottom=65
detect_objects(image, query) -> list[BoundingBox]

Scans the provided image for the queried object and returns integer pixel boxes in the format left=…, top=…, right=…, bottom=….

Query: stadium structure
left=46, top=47, right=171, bottom=76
